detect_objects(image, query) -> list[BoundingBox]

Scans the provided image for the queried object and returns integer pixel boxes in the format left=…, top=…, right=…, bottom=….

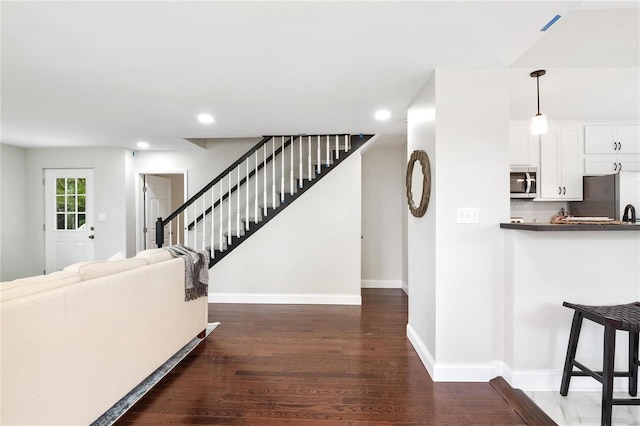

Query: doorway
left=136, top=171, right=187, bottom=252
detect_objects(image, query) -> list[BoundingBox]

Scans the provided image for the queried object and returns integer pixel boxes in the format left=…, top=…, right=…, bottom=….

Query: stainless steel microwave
left=510, top=167, right=537, bottom=198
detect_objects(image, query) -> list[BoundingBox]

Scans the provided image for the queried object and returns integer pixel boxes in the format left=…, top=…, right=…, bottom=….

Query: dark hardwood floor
left=116, top=289, right=526, bottom=425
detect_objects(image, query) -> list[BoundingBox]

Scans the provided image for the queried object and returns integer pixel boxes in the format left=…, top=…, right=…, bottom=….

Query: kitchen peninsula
left=501, top=222, right=640, bottom=231
left=502, top=224, right=640, bottom=391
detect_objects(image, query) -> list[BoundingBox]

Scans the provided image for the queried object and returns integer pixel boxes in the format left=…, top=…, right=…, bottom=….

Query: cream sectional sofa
left=0, top=249, right=208, bottom=425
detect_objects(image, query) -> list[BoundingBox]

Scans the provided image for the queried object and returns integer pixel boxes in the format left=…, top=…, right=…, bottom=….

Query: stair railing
left=155, top=134, right=353, bottom=260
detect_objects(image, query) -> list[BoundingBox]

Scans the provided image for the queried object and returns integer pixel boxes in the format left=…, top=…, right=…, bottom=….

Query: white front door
left=45, top=169, right=95, bottom=273
left=144, top=174, right=171, bottom=249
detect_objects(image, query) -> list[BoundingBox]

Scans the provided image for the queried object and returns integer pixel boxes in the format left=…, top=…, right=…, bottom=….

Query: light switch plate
left=457, top=208, right=479, bottom=224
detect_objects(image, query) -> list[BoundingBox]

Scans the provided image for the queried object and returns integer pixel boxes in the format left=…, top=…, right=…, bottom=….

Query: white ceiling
left=1, top=1, right=638, bottom=150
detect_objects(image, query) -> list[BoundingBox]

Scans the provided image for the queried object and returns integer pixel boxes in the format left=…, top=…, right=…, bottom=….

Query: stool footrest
left=613, top=398, right=640, bottom=406
left=570, top=370, right=632, bottom=379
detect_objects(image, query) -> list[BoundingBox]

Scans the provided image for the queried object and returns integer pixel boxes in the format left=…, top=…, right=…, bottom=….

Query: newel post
left=155, top=217, right=164, bottom=248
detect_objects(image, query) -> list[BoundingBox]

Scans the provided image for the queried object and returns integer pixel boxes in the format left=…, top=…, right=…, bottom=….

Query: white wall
left=401, top=142, right=408, bottom=290
left=23, top=148, right=132, bottom=274
left=133, top=138, right=259, bottom=197
left=361, top=141, right=405, bottom=288
left=505, top=230, right=640, bottom=391
left=407, top=69, right=510, bottom=381
left=0, top=144, right=31, bottom=280
left=125, top=150, right=136, bottom=256
left=209, top=152, right=362, bottom=304
left=407, top=74, right=437, bottom=373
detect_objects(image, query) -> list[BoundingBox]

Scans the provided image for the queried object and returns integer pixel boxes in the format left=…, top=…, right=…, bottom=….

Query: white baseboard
left=432, top=361, right=507, bottom=382
left=511, top=369, right=629, bottom=392
left=361, top=279, right=403, bottom=289
left=407, top=323, right=506, bottom=382
left=208, top=293, right=362, bottom=305
left=401, top=281, right=408, bottom=295
left=406, top=323, right=435, bottom=378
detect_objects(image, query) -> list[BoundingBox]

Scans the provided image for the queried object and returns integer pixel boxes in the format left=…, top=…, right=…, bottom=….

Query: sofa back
left=0, top=251, right=207, bottom=425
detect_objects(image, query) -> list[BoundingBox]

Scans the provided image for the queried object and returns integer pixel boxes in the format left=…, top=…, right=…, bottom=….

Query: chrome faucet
left=623, top=204, right=636, bottom=223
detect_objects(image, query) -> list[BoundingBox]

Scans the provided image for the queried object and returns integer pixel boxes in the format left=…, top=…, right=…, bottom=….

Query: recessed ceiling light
left=197, top=114, right=214, bottom=124
left=375, top=110, right=391, bottom=120
left=136, top=141, right=149, bottom=149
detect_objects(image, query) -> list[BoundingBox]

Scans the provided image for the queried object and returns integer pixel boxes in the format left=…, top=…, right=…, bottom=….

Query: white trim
left=511, top=369, right=629, bottom=392
left=208, top=293, right=362, bottom=305
left=361, top=279, right=402, bottom=289
left=407, top=323, right=435, bottom=378
left=407, top=324, right=507, bottom=382
left=502, top=362, right=513, bottom=385
left=401, top=281, right=408, bottom=295
left=432, top=361, right=506, bottom=382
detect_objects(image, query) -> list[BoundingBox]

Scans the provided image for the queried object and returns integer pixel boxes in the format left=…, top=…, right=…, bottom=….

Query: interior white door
left=144, top=174, right=171, bottom=249
left=45, top=169, right=95, bottom=273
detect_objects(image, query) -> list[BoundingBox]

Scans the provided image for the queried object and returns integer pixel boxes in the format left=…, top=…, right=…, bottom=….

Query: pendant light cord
left=536, top=75, right=541, bottom=115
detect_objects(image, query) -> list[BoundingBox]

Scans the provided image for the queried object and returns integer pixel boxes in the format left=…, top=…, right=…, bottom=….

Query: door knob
left=88, top=235, right=95, bottom=239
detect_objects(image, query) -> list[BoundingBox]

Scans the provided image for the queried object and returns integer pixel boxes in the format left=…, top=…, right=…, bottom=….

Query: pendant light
left=530, top=70, right=548, bottom=135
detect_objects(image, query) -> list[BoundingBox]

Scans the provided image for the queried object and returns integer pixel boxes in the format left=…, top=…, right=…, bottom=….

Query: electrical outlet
left=457, top=208, right=480, bottom=224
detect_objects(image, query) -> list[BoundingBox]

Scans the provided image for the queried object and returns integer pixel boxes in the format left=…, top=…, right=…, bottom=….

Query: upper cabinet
left=509, top=124, right=539, bottom=167
left=584, top=125, right=640, bottom=175
left=584, top=157, right=640, bottom=174
left=585, top=125, right=640, bottom=154
left=539, top=126, right=583, bottom=201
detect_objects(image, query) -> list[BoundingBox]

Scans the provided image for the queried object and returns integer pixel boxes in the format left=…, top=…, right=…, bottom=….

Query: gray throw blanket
left=163, top=245, right=209, bottom=301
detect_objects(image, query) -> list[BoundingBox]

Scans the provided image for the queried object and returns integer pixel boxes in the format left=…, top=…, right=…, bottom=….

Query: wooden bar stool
left=560, top=302, right=640, bottom=426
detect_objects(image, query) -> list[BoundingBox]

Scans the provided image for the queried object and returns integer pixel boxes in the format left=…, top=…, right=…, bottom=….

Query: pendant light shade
left=530, top=70, right=547, bottom=135
left=531, top=113, right=547, bottom=135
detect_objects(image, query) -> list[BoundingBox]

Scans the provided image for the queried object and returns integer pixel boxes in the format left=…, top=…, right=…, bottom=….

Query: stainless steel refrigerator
left=568, top=171, right=640, bottom=221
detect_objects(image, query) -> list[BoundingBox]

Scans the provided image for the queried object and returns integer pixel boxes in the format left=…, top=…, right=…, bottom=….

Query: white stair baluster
left=290, top=136, right=294, bottom=195
left=298, top=136, right=303, bottom=188
left=176, top=214, right=180, bottom=245
left=236, top=166, right=240, bottom=238
left=254, top=152, right=259, bottom=223
left=246, top=158, right=249, bottom=230
left=227, top=174, right=232, bottom=245
left=263, top=144, right=267, bottom=216
left=307, top=136, right=312, bottom=181
left=168, top=219, right=173, bottom=246
left=202, top=195, right=206, bottom=250
left=194, top=204, right=198, bottom=249
left=345, top=134, right=350, bottom=152
left=272, top=138, right=276, bottom=208
left=211, top=185, right=216, bottom=259
left=317, top=135, right=321, bottom=174
left=335, top=135, right=339, bottom=159
left=219, top=183, right=223, bottom=251
left=326, top=135, right=330, bottom=167
left=184, top=206, right=189, bottom=247
left=281, top=136, right=285, bottom=202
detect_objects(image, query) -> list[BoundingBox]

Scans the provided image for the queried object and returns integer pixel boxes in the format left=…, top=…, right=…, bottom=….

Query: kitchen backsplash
left=510, top=199, right=568, bottom=223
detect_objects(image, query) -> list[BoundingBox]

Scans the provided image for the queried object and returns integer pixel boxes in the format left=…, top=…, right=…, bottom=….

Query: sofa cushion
left=63, top=261, right=94, bottom=273
left=0, top=271, right=82, bottom=302
left=77, top=258, right=148, bottom=281
left=134, top=248, right=173, bottom=264
left=108, top=251, right=126, bottom=261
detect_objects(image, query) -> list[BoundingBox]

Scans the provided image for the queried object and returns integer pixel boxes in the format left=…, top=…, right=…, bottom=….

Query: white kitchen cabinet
left=539, top=126, right=583, bottom=200
left=585, top=157, right=640, bottom=175
left=509, top=124, right=539, bottom=166
left=585, top=125, right=640, bottom=154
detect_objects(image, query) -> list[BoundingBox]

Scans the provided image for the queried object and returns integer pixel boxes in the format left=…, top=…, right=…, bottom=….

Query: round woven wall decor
left=406, top=150, right=431, bottom=217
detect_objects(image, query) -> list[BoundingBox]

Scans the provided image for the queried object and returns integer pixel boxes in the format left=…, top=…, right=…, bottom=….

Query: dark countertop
left=500, top=222, right=640, bottom=231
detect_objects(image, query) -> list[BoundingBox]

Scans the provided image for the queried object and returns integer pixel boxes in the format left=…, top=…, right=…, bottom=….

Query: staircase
left=155, top=133, right=374, bottom=267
